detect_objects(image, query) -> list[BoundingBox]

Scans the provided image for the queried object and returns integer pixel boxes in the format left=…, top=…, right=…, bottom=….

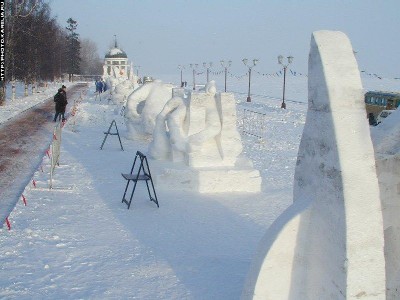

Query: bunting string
left=360, top=70, right=400, bottom=80
left=186, top=66, right=398, bottom=81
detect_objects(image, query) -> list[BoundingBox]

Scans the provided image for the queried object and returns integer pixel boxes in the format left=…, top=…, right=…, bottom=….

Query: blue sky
left=49, top=0, right=400, bottom=80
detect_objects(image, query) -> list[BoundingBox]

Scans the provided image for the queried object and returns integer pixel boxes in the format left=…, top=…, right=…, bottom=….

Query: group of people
left=95, top=79, right=107, bottom=93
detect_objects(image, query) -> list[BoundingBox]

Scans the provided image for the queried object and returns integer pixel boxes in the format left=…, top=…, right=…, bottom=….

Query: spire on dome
left=105, top=35, right=127, bottom=58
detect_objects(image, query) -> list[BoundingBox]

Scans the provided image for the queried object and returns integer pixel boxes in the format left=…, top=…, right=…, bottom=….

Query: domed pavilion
left=103, top=36, right=131, bottom=78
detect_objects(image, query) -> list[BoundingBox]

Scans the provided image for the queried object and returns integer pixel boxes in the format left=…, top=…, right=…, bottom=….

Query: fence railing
left=70, top=90, right=84, bottom=130
left=50, top=121, right=62, bottom=189
left=242, top=109, right=268, bottom=140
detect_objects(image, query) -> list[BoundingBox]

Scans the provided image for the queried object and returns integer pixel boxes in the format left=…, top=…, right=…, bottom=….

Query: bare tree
left=1, top=0, right=68, bottom=104
left=2, top=0, right=39, bottom=104
left=80, top=38, right=103, bottom=76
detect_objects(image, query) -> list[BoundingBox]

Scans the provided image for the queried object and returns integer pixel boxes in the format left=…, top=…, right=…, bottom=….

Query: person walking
left=53, top=85, right=68, bottom=122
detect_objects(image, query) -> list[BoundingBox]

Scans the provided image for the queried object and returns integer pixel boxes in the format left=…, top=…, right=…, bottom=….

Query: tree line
left=1, top=0, right=103, bottom=104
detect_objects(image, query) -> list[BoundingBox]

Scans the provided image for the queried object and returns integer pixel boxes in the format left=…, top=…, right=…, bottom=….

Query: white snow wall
left=371, top=109, right=400, bottom=299
left=372, top=113, right=400, bottom=299
left=376, top=155, right=400, bottom=300
left=242, top=30, right=386, bottom=299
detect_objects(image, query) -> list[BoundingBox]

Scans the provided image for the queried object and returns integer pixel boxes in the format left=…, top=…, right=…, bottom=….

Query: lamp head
left=242, top=58, right=248, bottom=66
left=278, top=55, right=283, bottom=64
left=288, top=56, right=294, bottom=64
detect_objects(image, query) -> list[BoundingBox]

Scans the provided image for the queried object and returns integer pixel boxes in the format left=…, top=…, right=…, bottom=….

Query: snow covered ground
left=0, top=73, right=398, bottom=299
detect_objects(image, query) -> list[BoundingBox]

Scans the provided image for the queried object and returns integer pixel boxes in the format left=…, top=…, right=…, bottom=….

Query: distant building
left=103, top=36, right=131, bottom=78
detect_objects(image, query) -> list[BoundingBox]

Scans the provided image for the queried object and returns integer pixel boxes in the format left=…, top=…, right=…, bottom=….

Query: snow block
left=242, top=30, right=386, bottom=299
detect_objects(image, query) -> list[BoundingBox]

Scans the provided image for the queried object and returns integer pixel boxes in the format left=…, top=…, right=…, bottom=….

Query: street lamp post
left=277, top=55, right=293, bottom=109
left=178, top=65, right=185, bottom=87
left=134, top=65, right=141, bottom=77
left=203, top=62, right=213, bottom=83
left=190, top=64, right=198, bottom=90
left=242, top=58, right=258, bottom=102
left=220, top=60, right=232, bottom=92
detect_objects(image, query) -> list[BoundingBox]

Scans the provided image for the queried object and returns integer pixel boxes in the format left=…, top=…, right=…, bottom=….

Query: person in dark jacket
left=53, top=85, right=68, bottom=122
left=97, top=80, right=103, bottom=93
left=368, top=112, right=377, bottom=126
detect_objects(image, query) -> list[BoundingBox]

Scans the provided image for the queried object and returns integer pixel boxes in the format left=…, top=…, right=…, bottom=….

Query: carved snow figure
left=124, top=80, right=174, bottom=139
left=149, top=95, right=188, bottom=162
left=371, top=108, right=400, bottom=299
left=112, top=66, right=123, bottom=79
left=111, top=79, right=135, bottom=105
left=102, top=65, right=108, bottom=78
left=105, top=76, right=119, bottom=94
left=149, top=81, right=260, bottom=193
left=242, top=31, right=386, bottom=299
left=149, top=80, right=242, bottom=166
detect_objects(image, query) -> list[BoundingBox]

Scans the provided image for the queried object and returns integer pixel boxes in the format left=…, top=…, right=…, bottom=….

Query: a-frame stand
left=121, top=151, right=159, bottom=209
left=100, top=120, right=124, bottom=151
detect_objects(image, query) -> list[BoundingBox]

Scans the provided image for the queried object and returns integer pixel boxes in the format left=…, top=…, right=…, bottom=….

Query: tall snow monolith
left=242, top=30, right=386, bottom=299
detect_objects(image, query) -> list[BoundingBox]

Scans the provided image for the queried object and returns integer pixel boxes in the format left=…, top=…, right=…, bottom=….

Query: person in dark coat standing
left=97, top=80, right=103, bottom=93
left=368, top=112, right=377, bottom=126
left=53, top=85, right=68, bottom=122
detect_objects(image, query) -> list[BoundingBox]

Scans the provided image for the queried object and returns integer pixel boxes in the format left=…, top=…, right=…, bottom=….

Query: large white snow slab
left=242, top=30, right=386, bottom=300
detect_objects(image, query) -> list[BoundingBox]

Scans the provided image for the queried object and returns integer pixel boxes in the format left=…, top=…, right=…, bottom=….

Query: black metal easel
left=121, top=151, right=159, bottom=209
left=100, top=120, right=124, bottom=151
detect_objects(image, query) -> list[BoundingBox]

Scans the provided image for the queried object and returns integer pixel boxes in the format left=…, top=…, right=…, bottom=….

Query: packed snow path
left=0, top=84, right=89, bottom=226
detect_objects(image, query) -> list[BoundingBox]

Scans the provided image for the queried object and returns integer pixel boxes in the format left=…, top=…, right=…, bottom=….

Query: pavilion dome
left=105, top=47, right=128, bottom=59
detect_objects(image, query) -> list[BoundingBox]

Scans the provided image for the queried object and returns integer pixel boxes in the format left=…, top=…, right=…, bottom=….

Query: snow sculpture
left=124, top=80, right=174, bottom=139
left=149, top=80, right=261, bottom=193
left=105, top=76, right=119, bottom=93
left=242, top=31, right=386, bottom=299
left=150, top=95, right=188, bottom=162
left=371, top=109, right=400, bottom=299
left=111, top=79, right=135, bottom=105
left=102, top=65, right=108, bottom=78
left=112, top=66, right=124, bottom=79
